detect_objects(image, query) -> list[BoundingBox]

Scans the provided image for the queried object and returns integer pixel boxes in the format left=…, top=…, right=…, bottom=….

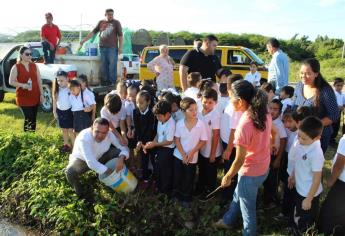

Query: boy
left=145, top=100, right=176, bottom=196
left=288, top=116, right=324, bottom=235
left=280, top=86, right=295, bottom=114
left=244, top=61, right=261, bottom=88
left=330, top=77, right=345, bottom=146
left=261, top=82, right=277, bottom=102
left=264, top=99, right=287, bottom=208
left=197, top=88, right=222, bottom=199
left=183, top=72, right=201, bottom=102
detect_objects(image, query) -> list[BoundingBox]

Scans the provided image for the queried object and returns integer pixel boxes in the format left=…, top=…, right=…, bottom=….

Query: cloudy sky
left=0, top=0, right=344, bottom=40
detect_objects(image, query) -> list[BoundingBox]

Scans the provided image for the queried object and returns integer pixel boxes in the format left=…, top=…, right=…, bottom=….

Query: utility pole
left=79, top=14, right=82, bottom=42
left=342, top=40, right=345, bottom=59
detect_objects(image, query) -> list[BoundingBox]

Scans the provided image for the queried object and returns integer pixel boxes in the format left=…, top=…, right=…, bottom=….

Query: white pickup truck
left=0, top=42, right=114, bottom=112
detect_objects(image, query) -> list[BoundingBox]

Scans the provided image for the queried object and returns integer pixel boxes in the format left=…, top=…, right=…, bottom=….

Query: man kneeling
left=66, top=118, right=129, bottom=202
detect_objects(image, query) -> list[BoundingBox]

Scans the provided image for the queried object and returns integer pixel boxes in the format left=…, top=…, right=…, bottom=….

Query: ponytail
left=231, top=80, right=268, bottom=131
left=52, top=78, right=59, bottom=101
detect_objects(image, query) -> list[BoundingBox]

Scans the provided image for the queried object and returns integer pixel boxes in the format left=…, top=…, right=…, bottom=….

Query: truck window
left=169, top=49, right=188, bottom=64
left=215, top=49, right=222, bottom=61
left=144, top=49, right=159, bottom=64
left=227, top=50, right=251, bottom=65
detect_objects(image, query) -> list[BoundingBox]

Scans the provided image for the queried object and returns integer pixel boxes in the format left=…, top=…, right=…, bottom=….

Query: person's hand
left=271, top=146, right=277, bottom=156
left=127, top=129, right=133, bottom=139
left=272, top=158, right=281, bottom=169
left=84, top=106, right=93, bottom=112
left=288, top=176, right=295, bottom=189
left=21, top=83, right=30, bottom=90
left=118, top=48, right=122, bottom=55
left=136, top=141, right=142, bottom=151
left=221, top=174, right=232, bottom=187
left=120, top=135, right=128, bottom=146
left=182, top=153, right=188, bottom=165
left=186, top=150, right=195, bottom=164
left=145, top=141, right=156, bottom=150
left=209, top=155, right=216, bottom=163
left=116, top=157, right=125, bottom=172
left=222, top=148, right=232, bottom=161
left=302, top=198, right=312, bottom=211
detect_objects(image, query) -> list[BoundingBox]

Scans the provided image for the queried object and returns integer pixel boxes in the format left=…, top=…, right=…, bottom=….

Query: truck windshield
left=244, top=48, right=265, bottom=66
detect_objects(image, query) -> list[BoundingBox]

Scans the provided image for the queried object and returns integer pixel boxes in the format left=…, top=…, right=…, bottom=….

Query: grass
left=0, top=92, right=340, bottom=235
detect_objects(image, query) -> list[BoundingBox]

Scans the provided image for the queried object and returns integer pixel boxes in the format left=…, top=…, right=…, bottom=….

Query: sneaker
left=213, top=219, right=232, bottom=229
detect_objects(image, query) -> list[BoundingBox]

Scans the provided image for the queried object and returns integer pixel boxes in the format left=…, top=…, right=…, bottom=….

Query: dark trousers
left=140, top=149, right=156, bottom=181
left=331, top=117, right=341, bottom=141
left=65, top=146, right=120, bottom=197
left=263, top=155, right=279, bottom=204
left=318, top=179, right=345, bottom=236
left=20, top=105, right=38, bottom=132
left=280, top=151, right=295, bottom=217
left=156, top=147, right=174, bottom=195
left=42, top=41, right=56, bottom=64
left=293, top=192, right=320, bottom=235
left=173, top=157, right=196, bottom=202
left=197, top=154, right=221, bottom=193
left=221, top=141, right=237, bottom=200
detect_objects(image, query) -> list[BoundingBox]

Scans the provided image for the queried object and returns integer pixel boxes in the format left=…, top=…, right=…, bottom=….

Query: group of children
left=52, top=68, right=345, bottom=235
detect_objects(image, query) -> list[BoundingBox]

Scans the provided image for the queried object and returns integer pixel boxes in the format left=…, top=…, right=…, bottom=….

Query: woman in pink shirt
left=214, top=80, right=272, bottom=236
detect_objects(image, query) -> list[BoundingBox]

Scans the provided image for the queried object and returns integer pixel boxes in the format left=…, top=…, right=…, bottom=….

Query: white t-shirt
left=183, top=87, right=199, bottom=102
left=124, top=100, right=135, bottom=125
left=334, top=90, right=345, bottom=107
left=244, top=71, right=261, bottom=87
left=281, top=98, right=293, bottom=114
left=288, top=139, right=324, bottom=197
left=198, top=109, right=222, bottom=157
left=56, top=87, right=71, bottom=110
left=217, top=96, right=229, bottom=114
left=69, top=90, right=95, bottom=112
left=69, top=128, right=129, bottom=175
left=83, top=88, right=96, bottom=105
left=173, top=119, right=208, bottom=164
left=332, top=135, right=345, bottom=182
left=100, top=105, right=126, bottom=129
left=273, top=118, right=288, bottom=151
left=220, top=103, right=243, bottom=144
left=157, top=116, right=176, bottom=148
left=285, top=129, right=297, bottom=152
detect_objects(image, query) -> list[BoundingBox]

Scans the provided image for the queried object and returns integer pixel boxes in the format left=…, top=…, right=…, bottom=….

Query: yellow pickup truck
left=140, top=45, right=268, bottom=87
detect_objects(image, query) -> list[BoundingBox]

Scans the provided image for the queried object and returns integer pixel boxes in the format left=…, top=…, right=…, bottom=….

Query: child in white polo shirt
left=145, top=100, right=176, bottom=196
left=196, top=88, right=222, bottom=199
left=279, top=86, right=294, bottom=114
left=183, top=72, right=201, bottom=102
left=288, top=116, right=324, bottom=235
left=244, top=61, right=261, bottom=88
left=173, top=97, right=207, bottom=207
left=330, top=77, right=345, bottom=146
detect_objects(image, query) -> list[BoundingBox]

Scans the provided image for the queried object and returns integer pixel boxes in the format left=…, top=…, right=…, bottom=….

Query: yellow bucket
left=99, top=158, right=137, bottom=193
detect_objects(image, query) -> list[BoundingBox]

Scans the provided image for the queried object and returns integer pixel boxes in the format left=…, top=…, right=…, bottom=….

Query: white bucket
left=99, top=158, right=137, bottom=193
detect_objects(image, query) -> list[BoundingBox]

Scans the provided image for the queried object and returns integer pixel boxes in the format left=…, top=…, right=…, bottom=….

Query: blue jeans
left=223, top=172, right=268, bottom=236
left=99, top=47, right=118, bottom=84
left=42, top=41, right=55, bottom=64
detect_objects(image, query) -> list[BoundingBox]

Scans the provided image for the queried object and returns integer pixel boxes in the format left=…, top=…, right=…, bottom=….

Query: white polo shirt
left=273, top=117, right=288, bottom=151
left=288, top=139, right=324, bottom=197
left=334, top=90, right=345, bottom=107
left=124, top=100, right=135, bottom=125
left=157, top=116, right=176, bottom=148
left=56, top=87, right=71, bottom=110
left=183, top=87, right=199, bottom=102
left=69, top=128, right=129, bottom=175
left=83, top=88, right=96, bottom=105
left=220, top=103, right=243, bottom=144
left=285, top=129, right=297, bottom=152
left=69, top=91, right=95, bottom=112
left=281, top=98, right=293, bottom=114
left=332, top=135, right=345, bottom=182
left=244, top=71, right=261, bottom=87
left=173, top=119, right=208, bottom=164
left=100, top=105, right=126, bottom=129
left=216, top=96, right=229, bottom=114
left=198, top=109, right=222, bottom=157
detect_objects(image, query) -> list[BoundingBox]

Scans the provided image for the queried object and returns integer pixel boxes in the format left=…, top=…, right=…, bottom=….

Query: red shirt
left=41, top=24, right=61, bottom=47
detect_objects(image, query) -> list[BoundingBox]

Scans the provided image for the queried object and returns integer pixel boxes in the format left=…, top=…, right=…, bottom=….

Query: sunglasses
left=24, top=53, right=32, bottom=56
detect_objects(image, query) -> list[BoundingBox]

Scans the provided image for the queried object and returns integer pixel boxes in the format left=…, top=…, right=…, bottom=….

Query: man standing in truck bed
left=41, top=12, right=61, bottom=64
left=80, top=8, right=123, bottom=86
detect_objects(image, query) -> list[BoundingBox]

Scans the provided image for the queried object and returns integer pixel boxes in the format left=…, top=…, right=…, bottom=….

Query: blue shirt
left=268, top=49, right=289, bottom=91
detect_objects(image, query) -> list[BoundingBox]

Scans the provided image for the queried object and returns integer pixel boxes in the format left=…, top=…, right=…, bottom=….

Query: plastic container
left=88, top=43, right=98, bottom=56
left=27, top=79, right=32, bottom=91
left=99, top=158, right=137, bottom=193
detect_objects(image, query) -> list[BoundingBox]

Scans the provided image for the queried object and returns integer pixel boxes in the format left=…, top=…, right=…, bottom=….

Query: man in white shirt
left=65, top=118, right=129, bottom=202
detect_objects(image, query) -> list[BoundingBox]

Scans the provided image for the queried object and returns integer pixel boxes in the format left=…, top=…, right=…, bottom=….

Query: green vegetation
left=0, top=93, right=337, bottom=235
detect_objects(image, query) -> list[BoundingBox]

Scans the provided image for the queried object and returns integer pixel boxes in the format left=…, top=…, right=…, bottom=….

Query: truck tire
left=0, top=90, right=4, bottom=102
left=40, top=83, right=53, bottom=112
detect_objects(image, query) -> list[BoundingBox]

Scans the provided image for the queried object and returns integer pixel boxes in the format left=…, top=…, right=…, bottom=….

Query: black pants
left=42, top=40, right=56, bottom=64
left=20, top=105, right=38, bottom=132
left=156, top=147, right=174, bottom=195
left=221, top=141, right=238, bottom=200
left=280, top=151, right=295, bottom=217
left=140, top=148, right=156, bottom=181
left=173, top=157, right=196, bottom=202
left=293, top=192, right=320, bottom=235
left=318, top=179, right=345, bottom=236
left=197, top=154, right=221, bottom=193
left=263, top=155, right=279, bottom=204
left=331, top=117, right=341, bottom=141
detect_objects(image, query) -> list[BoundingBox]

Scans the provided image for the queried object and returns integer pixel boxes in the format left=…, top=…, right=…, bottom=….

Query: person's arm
left=118, top=36, right=123, bottom=55
left=109, top=132, right=129, bottom=172
left=56, top=26, right=62, bottom=47
left=273, top=137, right=287, bottom=169
left=9, top=65, right=29, bottom=89
left=327, top=153, right=345, bottom=187
left=187, top=140, right=206, bottom=163
left=80, top=31, right=95, bottom=46
left=52, top=93, right=58, bottom=118
left=147, top=58, right=159, bottom=76
left=79, top=139, right=108, bottom=175
left=321, top=87, right=340, bottom=126
left=35, top=64, right=44, bottom=98
left=209, top=129, right=220, bottom=163
left=223, top=129, right=235, bottom=160
left=179, top=65, right=188, bottom=91
left=175, top=137, right=188, bottom=164
left=221, top=145, right=247, bottom=187
left=302, top=171, right=322, bottom=210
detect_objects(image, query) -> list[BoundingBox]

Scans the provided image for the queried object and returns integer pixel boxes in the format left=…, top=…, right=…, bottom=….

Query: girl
left=52, top=70, right=74, bottom=152
left=68, top=79, right=96, bottom=135
left=214, top=80, right=272, bottom=236
left=77, top=74, right=96, bottom=123
left=244, top=61, right=261, bottom=88
left=173, top=97, right=207, bottom=207
left=133, top=90, right=157, bottom=187
left=116, top=81, right=128, bottom=101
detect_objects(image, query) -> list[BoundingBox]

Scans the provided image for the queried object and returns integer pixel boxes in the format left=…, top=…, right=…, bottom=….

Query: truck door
left=2, top=46, right=21, bottom=90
